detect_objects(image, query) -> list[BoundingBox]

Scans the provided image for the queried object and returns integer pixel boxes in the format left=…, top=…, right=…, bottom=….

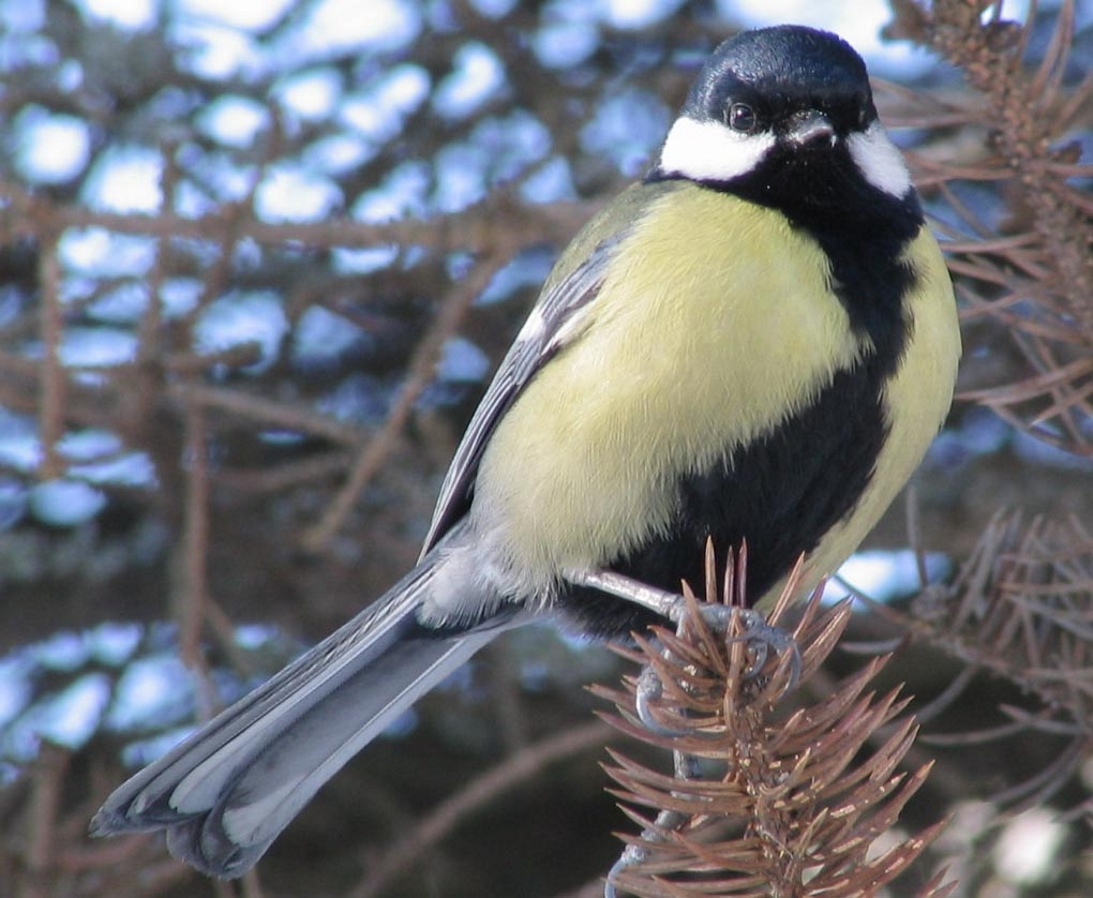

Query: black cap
left=685, top=25, right=875, bottom=133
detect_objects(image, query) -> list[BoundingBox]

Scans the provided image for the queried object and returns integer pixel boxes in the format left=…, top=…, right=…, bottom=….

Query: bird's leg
left=603, top=749, right=703, bottom=898
left=566, top=568, right=683, bottom=620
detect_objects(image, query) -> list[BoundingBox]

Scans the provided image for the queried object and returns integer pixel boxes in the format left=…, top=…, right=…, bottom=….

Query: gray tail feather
left=90, top=558, right=510, bottom=878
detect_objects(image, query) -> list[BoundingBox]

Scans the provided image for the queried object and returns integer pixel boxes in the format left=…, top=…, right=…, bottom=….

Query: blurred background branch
left=0, top=0, right=1091, bottom=895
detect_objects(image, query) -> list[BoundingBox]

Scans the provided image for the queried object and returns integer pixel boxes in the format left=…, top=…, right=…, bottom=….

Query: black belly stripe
left=556, top=353, right=889, bottom=638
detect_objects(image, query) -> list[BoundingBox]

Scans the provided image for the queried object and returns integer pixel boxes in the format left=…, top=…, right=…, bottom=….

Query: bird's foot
left=634, top=601, right=800, bottom=735
left=566, top=567, right=800, bottom=733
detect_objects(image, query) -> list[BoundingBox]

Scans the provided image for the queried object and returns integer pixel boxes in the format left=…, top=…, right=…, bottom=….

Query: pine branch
left=886, top=0, right=1093, bottom=453
left=911, top=511, right=1093, bottom=725
left=595, top=551, right=951, bottom=897
left=888, top=510, right=1093, bottom=807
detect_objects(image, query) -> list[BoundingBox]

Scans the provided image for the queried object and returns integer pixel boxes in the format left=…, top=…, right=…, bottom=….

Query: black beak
left=785, top=110, right=836, bottom=147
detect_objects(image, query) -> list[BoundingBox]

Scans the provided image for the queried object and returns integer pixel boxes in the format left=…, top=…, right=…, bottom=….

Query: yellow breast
left=473, top=183, right=913, bottom=585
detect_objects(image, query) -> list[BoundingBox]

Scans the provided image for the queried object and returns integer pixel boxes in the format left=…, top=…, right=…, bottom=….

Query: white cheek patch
left=847, top=122, right=912, bottom=198
left=658, top=116, right=776, bottom=183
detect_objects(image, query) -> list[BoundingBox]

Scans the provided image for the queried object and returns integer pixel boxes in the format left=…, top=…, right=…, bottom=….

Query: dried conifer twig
left=594, top=548, right=950, bottom=897
left=889, top=510, right=1093, bottom=808
left=886, top=0, right=1093, bottom=452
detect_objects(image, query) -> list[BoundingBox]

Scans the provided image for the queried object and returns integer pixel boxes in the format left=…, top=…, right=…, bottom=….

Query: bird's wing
left=420, top=234, right=622, bottom=555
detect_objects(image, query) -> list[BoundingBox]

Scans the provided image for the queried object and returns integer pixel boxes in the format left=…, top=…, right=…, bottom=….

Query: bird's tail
left=90, top=556, right=511, bottom=878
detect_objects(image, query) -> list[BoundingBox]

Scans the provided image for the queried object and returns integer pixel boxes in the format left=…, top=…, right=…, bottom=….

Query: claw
left=723, top=608, right=802, bottom=689
left=635, top=666, right=687, bottom=736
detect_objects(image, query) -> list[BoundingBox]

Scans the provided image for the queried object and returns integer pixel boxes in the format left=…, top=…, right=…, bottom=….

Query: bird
left=91, top=24, right=961, bottom=879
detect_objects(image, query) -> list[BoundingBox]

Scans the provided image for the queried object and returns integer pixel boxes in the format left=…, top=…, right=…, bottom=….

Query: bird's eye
left=726, top=103, right=757, bottom=133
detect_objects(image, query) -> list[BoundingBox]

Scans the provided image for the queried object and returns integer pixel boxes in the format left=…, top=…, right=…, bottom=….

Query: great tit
left=92, top=24, right=961, bottom=878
